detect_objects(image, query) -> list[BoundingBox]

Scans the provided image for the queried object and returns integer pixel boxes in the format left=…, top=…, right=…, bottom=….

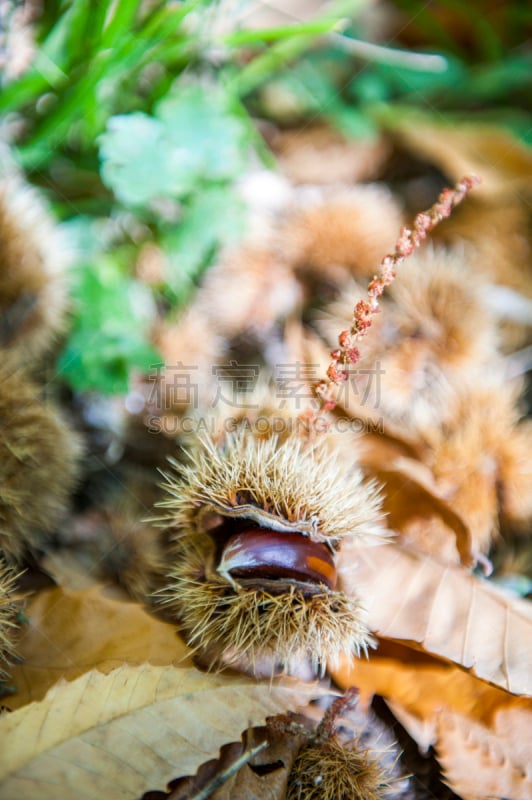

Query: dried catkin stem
left=286, top=687, right=398, bottom=800
left=313, top=175, right=481, bottom=414
left=317, top=686, right=360, bottom=741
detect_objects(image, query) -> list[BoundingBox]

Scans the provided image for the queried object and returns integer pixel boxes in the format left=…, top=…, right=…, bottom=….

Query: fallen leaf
left=365, top=459, right=473, bottom=566
left=437, top=706, right=532, bottom=800
left=163, top=688, right=406, bottom=800
left=8, top=585, right=191, bottom=709
left=387, top=117, right=532, bottom=199
left=332, top=638, right=532, bottom=800
left=159, top=723, right=306, bottom=800
left=0, top=664, right=323, bottom=800
left=339, top=541, right=532, bottom=695
left=332, top=640, right=532, bottom=745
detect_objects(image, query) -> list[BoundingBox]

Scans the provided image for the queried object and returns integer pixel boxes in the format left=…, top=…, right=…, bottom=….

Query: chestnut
left=217, top=528, right=337, bottom=590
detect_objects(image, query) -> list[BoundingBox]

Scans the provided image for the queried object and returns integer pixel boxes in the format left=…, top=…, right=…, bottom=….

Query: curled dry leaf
left=0, top=664, right=324, bottom=800
left=338, top=541, right=532, bottom=695
left=436, top=706, right=532, bottom=800
left=154, top=722, right=307, bottom=800
left=331, top=641, right=532, bottom=799
left=332, top=640, right=532, bottom=747
left=365, top=456, right=474, bottom=566
left=7, top=585, right=192, bottom=709
left=387, top=118, right=532, bottom=199
left=161, top=689, right=404, bottom=800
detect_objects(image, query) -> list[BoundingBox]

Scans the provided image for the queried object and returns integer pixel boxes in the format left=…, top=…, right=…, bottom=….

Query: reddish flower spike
left=309, top=174, right=480, bottom=418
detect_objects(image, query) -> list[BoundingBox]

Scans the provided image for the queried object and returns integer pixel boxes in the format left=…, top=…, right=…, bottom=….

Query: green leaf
left=224, top=18, right=343, bottom=47
left=57, top=256, right=161, bottom=394
left=99, top=0, right=142, bottom=51
left=326, top=105, right=377, bottom=139
left=161, top=186, right=246, bottom=303
left=372, top=56, right=466, bottom=98
left=58, top=0, right=94, bottom=67
left=348, top=72, right=390, bottom=103
left=156, top=84, right=248, bottom=181
left=99, top=84, right=248, bottom=207
left=99, top=113, right=190, bottom=205
left=59, top=329, right=160, bottom=395
left=231, top=0, right=361, bottom=96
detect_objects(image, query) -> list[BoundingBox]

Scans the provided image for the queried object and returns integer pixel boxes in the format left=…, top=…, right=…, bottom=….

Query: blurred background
left=1, top=0, right=530, bottom=396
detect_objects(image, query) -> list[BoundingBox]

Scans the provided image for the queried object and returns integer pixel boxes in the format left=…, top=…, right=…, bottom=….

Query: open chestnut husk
left=159, top=430, right=384, bottom=671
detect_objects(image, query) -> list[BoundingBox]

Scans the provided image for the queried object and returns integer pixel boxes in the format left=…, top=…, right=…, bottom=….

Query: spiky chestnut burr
left=0, top=558, right=21, bottom=676
left=158, top=429, right=384, bottom=672
left=0, top=365, right=83, bottom=563
left=287, top=734, right=395, bottom=800
left=286, top=689, right=397, bottom=800
left=0, top=157, right=69, bottom=362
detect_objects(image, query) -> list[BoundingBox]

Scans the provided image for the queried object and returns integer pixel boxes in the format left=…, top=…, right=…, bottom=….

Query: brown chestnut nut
left=217, top=528, right=337, bottom=590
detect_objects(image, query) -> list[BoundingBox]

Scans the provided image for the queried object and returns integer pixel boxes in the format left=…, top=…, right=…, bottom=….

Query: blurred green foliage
left=99, top=85, right=250, bottom=205
left=1, top=0, right=345, bottom=393
left=58, top=253, right=160, bottom=395
left=250, top=20, right=532, bottom=141
left=1, top=0, right=530, bottom=394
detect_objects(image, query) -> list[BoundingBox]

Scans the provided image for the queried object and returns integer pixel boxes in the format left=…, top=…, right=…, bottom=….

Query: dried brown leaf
left=332, top=640, right=531, bottom=737
left=163, top=723, right=306, bottom=800
left=338, top=542, right=532, bottom=694
left=332, top=641, right=532, bottom=798
left=437, top=707, right=532, bottom=800
left=0, top=664, right=322, bottom=799
left=163, top=691, right=403, bottom=800
left=389, top=119, right=532, bottom=198
left=7, top=586, right=192, bottom=709
left=366, top=458, right=473, bottom=566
